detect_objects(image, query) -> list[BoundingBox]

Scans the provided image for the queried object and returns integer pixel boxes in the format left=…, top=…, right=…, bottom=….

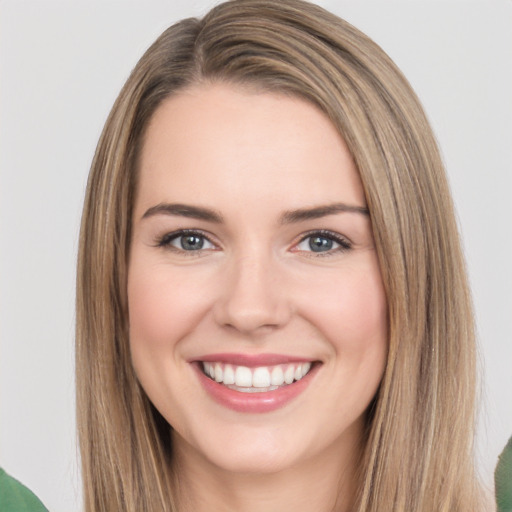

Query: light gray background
left=1, top=1, right=511, bottom=510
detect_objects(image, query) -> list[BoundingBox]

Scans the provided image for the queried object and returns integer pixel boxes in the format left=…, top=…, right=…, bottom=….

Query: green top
left=0, top=468, right=48, bottom=512
left=496, top=436, right=512, bottom=512
left=0, top=437, right=510, bottom=511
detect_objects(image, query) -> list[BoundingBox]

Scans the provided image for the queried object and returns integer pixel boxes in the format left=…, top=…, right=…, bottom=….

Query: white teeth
left=232, top=385, right=280, bottom=393
left=203, top=363, right=215, bottom=379
left=214, top=363, right=223, bottom=382
left=223, top=364, right=235, bottom=385
left=252, top=367, right=271, bottom=388
left=201, top=361, right=314, bottom=390
left=235, top=366, right=252, bottom=387
left=270, top=366, right=285, bottom=386
left=284, top=365, right=295, bottom=384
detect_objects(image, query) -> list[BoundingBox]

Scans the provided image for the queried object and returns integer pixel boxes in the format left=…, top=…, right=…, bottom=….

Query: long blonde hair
left=76, top=1, right=483, bottom=510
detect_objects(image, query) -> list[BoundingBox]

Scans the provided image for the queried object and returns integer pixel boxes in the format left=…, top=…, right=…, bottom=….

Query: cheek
left=127, top=261, right=214, bottom=421
left=127, top=262, right=211, bottom=353
left=306, top=264, right=388, bottom=423
left=301, top=264, right=388, bottom=354
left=128, top=274, right=176, bottom=354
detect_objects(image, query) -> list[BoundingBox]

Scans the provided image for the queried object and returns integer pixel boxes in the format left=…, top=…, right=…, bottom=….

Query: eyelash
left=154, top=229, right=352, bottom=256
left=294, top=229, right=352, bottom=257
left=155, top=229, right=217, bottom=255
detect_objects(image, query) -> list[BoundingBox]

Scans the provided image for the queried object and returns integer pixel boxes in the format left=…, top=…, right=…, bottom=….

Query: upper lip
left=190, top=353, right=317, bottom=367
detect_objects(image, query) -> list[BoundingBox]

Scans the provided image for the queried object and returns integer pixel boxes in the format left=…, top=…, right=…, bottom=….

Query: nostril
left=215, top=302, right=291, bottom=334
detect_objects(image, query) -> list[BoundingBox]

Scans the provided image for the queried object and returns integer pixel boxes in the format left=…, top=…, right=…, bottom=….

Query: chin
left=206, top=447, right=300, bottom=475
left=177, top=424, right=307, bottom=475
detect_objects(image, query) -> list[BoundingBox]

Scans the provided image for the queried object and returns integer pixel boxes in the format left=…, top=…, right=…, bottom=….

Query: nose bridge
left=214, top=243, right=290, bottom=334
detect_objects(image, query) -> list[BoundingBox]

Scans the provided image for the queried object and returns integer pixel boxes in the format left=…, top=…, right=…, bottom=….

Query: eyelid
left=154, top=228, right=219, bottom=251
left=291, top=229, right=352, bottom=255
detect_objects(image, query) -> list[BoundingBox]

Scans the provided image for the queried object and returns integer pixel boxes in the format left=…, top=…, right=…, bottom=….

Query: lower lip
left=194, top=364, right=318, bottom=413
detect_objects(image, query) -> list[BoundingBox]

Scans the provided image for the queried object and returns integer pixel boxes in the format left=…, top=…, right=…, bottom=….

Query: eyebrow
left=141, top=202, right=369, bottom=223
left=142, top=203, right=224, bottom=222
left=279, top=203, right=369, bottom=223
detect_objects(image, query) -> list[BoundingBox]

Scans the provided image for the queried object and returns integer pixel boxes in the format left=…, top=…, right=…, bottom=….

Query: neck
left=172, top=426, right=363, bottom=512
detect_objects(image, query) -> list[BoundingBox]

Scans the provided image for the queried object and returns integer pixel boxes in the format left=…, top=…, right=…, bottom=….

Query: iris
left=309, top=236, right=334, bottom=252
left=180, top=234, right=204, bottom=250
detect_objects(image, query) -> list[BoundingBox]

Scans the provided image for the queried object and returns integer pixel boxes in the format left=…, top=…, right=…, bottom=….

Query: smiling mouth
left=201, top=361, right=314, bottom=393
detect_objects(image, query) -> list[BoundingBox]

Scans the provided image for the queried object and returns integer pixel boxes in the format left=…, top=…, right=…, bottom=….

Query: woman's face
left=128, top=83, right=388, bottom=475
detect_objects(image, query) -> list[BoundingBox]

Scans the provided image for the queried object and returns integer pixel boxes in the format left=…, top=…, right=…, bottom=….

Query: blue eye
left=174, top=234, right=205, bottom=250
left=157, top=231, right=215, bottom=252
left=295, top=231, right=351, bottom=254
left=307, top=236, right=335, bottom=252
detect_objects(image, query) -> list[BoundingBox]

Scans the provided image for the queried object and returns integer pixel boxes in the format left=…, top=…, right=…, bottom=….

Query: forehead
left=136, top=83, right=366, bottom=216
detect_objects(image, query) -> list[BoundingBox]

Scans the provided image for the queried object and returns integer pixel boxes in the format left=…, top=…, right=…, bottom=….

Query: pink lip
left=192, top=352, right=312, bottom=367
left=191, top=355, right=320, bottom=414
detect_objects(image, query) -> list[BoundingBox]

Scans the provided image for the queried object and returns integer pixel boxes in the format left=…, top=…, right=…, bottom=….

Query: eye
left=156, top=230, right=216, bottom=252
left=294, top=230, right=351, bottom=255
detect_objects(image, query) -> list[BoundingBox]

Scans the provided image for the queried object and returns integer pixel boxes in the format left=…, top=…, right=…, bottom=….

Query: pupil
left=309, top=236, right=333, bottom=252
left=181, top=235, right=203, bottom=250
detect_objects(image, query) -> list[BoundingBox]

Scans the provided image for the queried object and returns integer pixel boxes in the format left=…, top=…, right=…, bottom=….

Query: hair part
left=76, top=1, right=483, bottom=510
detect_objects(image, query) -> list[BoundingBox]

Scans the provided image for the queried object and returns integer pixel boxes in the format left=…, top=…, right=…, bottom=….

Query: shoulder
left=496, top=436, right=512, bottom=512
left=0, top=468, right=49, bottom=512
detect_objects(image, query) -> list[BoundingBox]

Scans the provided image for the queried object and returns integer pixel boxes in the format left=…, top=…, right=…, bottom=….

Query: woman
left=76, top=0, right=486, bottom=510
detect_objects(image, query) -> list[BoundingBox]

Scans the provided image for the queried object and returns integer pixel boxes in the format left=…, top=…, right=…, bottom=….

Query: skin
left=128, top=83, right=388, bottom=512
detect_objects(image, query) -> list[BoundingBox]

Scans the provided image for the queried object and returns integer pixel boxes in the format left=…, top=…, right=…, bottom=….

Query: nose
left=213, top=250, right=292, bottom=335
